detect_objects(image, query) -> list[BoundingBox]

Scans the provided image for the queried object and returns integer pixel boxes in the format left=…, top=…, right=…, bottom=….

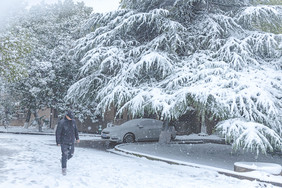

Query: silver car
left=101, top=118, right=176, bottom=143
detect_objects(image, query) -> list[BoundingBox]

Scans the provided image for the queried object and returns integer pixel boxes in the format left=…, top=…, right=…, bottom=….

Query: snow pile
left=234, top=162, right=282, bottom=175
left=176, top=133, right=223, bottom=141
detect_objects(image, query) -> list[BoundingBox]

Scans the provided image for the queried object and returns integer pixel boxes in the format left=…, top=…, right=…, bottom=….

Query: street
left=0, top=133, right=274, bottom=188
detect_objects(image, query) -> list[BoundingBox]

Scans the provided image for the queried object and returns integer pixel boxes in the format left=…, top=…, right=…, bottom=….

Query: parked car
left=101, top=118, right=176, bottom=143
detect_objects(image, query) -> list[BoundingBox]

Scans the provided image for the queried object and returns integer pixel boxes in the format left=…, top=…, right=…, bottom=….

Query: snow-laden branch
left=245, top=32, right=281, bottom=58
left=79, top=47, right=125, bottom=77
left=236, top=5, right=282, bottom=33
left=128, top=51, right=173, bottom=80
left=216, top=118, right=282, bottom=154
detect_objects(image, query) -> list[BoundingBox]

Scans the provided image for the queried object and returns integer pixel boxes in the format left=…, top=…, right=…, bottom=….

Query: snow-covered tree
left=66, top=0, right=281, bottom=153
left=0, top=78, right=16, bottom=127
left=11, top=61, right=54, bottom=128
left=7, top=0, right=92, bottom=125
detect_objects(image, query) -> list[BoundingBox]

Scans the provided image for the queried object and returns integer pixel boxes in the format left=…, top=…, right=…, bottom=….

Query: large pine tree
left=67, top=0, right=282, bottom=154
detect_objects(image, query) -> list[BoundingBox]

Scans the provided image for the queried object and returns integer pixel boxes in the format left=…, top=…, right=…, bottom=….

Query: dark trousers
left=61, top=143, right=74, bottom=168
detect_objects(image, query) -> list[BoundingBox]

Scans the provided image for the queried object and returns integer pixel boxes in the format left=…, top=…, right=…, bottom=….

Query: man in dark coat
left=56, top=110, right=80, bottom=175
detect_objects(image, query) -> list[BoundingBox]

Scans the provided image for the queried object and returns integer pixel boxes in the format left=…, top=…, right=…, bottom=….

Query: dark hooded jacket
left=56, top=116, right=79, bottom=145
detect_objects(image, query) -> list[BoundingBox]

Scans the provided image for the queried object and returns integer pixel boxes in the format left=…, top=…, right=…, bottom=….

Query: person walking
left=56, top=110, right=80, bottom=175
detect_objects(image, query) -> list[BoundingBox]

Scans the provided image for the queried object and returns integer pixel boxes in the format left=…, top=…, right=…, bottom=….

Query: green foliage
left=251, top=1, right=282, bottom=34
left=248, top=3, right=282, bottom=34
left=253, top=21, right=282, bottom=34
left=253, top=0, right=282, bottom=5
left=0, top=31, right=30, bottom=82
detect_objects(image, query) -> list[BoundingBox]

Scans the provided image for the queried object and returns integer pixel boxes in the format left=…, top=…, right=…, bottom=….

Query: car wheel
left=123, top=133, right=135, bottom=143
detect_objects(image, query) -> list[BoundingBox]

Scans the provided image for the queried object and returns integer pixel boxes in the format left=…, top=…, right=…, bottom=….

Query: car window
left=139, top=120, right=158, bottom=127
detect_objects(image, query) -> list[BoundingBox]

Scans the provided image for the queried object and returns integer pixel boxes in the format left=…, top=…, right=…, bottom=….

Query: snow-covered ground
left=0, top=133, right=278, bottom=188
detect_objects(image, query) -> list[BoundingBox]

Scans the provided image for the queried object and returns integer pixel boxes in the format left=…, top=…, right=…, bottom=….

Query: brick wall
left=9, top=108, right=51, bottom=127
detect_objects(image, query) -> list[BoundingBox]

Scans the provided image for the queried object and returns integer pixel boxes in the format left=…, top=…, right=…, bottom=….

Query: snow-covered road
left=0, top=134, right=275, bottom=188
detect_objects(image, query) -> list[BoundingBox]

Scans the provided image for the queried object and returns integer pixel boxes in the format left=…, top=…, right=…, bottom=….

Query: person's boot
left=62, top=168, right=67, bottom=176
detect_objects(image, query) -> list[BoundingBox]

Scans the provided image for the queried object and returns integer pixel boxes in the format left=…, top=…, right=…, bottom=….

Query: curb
left=0, top=131, right=55, bottom=135
left=0, top=131, right=98, bottom=137
left=113, top=144, right=282, bottom=187
left=172, top=139, right=226, bottom=144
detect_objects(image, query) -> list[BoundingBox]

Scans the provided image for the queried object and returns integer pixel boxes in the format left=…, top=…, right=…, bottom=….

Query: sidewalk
left=0, top=126, right=98, bottom=138
left=0, top=125, right=55, bottom=135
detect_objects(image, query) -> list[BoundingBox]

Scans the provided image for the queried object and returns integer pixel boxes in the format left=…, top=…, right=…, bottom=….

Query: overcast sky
left=0, top=0, right=120, bottom=28
left=26, top=0, right=120, bottom=13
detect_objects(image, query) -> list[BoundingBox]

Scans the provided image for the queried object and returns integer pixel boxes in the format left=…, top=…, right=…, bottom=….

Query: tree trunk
left=4, top=110, right=10, bottom=128
left=49, top=108, right=52, bottom=128
left=24, top=109, right=31, bottom=128
left=199, top=108, right=208, bottom=136
left=159, top=119, right=172, bottom=144
left=33, top=111, right=38, bottom=122
left=33, top=111, right=39, bottom=127
left=33, top=111, right=42, bottom=132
